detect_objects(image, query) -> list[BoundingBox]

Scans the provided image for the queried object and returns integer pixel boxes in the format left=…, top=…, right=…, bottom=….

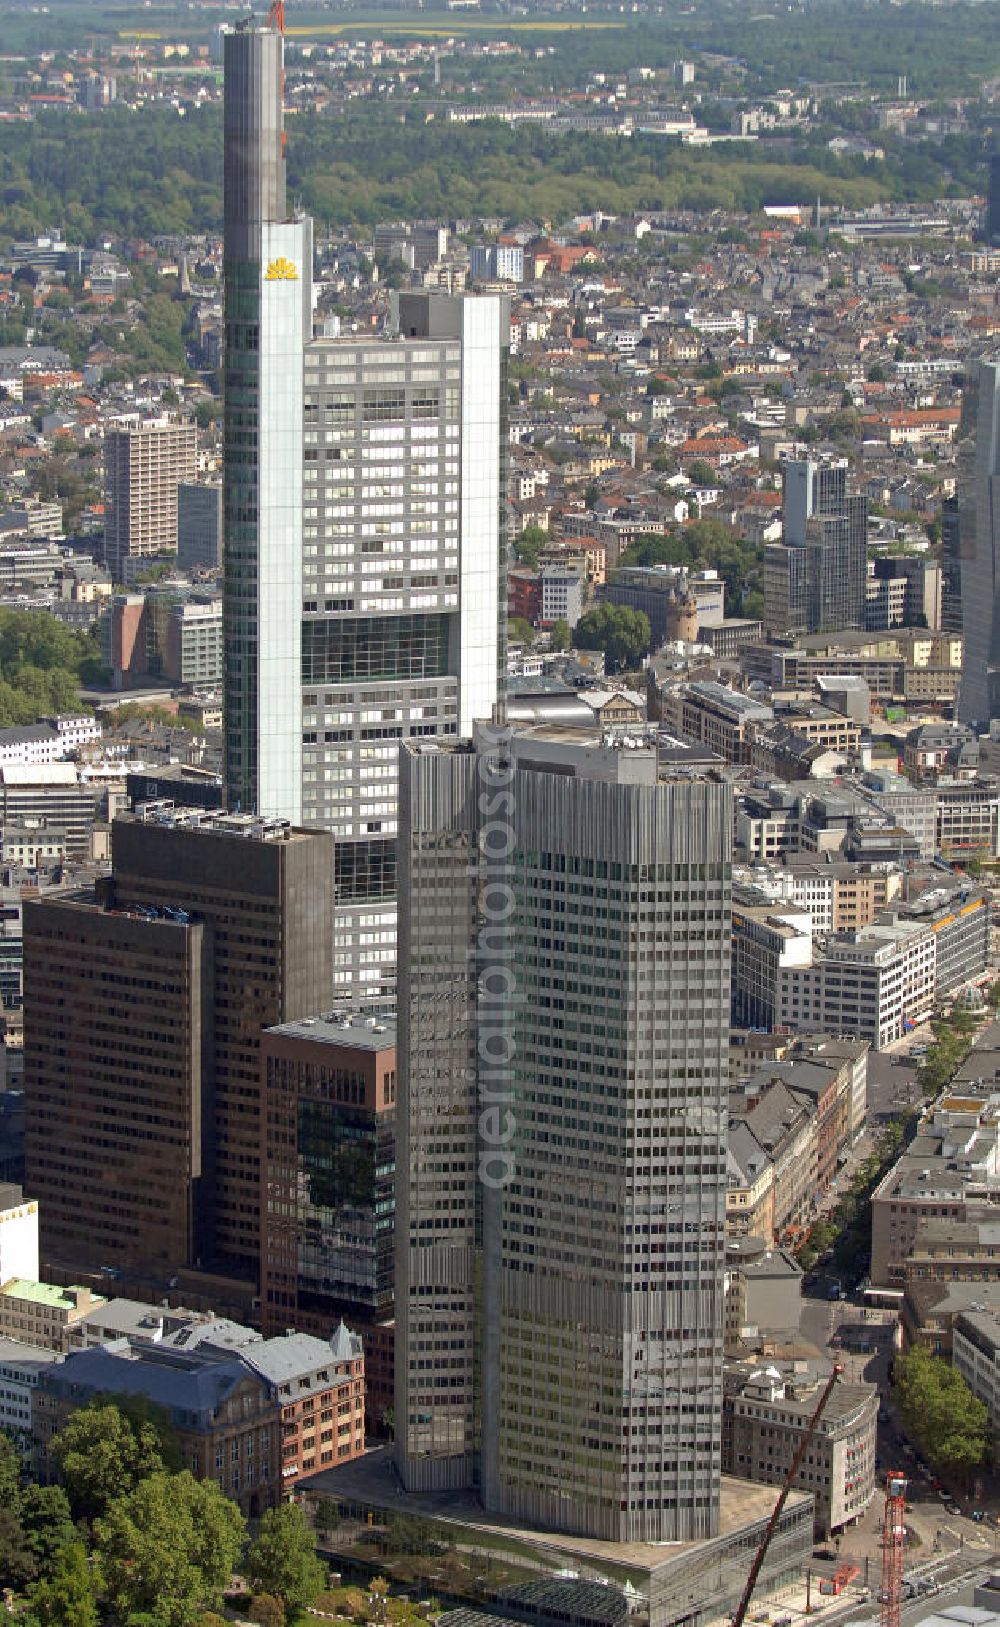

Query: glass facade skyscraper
left=957, top=358, right=1000, bottom=727
left=222, top=29, right=507, bottom=1002
left=763, top=458, right=867, bottom=636
left=396, top=727, right=733, bottom=1543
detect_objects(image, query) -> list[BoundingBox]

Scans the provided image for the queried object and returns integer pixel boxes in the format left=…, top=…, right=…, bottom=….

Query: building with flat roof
left=721, top=1361, right=877, bottom=1537
left=0, top=1337, right=60, bottom=1448
left=177, top=481, right=222, bottom=572
left=300, top=1444, right=812, bottom=1627
left=23, top=891, right=211, bottom=1279
left=397, top=725, right=732, bottom=1543
left=24, top=809, right=333, bottom=1290
left=0, top=1184, right=38, bottom=1284
left=764, top=459, right=867, bottom=637
left=662, top=681, right=771, bottom=764
left=103, top=420, right=197, bottom=584
left=957, top=359, right=1000, bottom=726
left=0, top=1280, right=105, bottom=1352
left=724, top=1237, right=802, bottom=1343
left=872, top=1085, right=1000, bottom=1286
left=953, top=1308, right=1000, bottom=1446
left=777, top=920, right=937, bottom=1050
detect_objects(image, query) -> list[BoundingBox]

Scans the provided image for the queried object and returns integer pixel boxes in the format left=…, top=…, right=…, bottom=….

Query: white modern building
left=223, top=23, right=507, bottom=1006
left=0, top=1337, right=60, bottom=1445
left=0, top=715, right=101, bottom=767
left=778, top=921, right=936, bottom=1049
left=0, top=1185, right=39, bottom=1284
left=540, top=564, right=583, bottom=628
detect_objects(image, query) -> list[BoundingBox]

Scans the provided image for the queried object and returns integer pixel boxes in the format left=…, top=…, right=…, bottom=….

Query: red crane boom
left=731, top=1364, right=844, bottom=1627
left=880, top=1473, right=908, bottom=1627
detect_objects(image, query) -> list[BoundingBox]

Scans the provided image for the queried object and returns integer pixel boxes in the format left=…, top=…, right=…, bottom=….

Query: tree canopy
left=893, top=1348, right=990, bottom=1478
left=93, top=1470, right=246, bottom=1627
left=246, top=1503, right=326, bottom=1613
left=49, top=1400, right=178, bottom=1524
left=0, top=609, right=103, bottom=726
left=573, top=603, right=651, bottom=674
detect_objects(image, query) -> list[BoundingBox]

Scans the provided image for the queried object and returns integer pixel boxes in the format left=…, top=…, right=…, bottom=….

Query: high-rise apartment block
left=764, top=459, right=867, bottom=635
left=24, top=809, right=332, bottom=1288
left=223, top=23, right=507, bottom=1006
left=103, top=419, right=197, bottom=584
left=957, top=358, right=1000, bottom=726
left=396, top=726, right=732, bottom=1543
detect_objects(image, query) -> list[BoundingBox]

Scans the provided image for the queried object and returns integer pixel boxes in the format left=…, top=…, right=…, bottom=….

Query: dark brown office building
left=23, top=896, right=210, bottom=1275
left=24, top=810, right=333, bottom=1289
left=261, top=1015, right=395, bottom=1426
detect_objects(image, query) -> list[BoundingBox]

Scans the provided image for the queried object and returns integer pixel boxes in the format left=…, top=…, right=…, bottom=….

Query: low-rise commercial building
left=936, top=779, right=1000, bottom=861
left=731, top=899, right=812, bottom=1030
left=0, top=1337, right=61, bottom=1447
left=871, top=1092, right=1000, bottom=1287
left=0, top=1280, right=105, bottom=1352
left=724, top=1238, right=802, bottom=1343
left=663, top=681, right=772, bottom=765
left=952, top=1309, right=1000, bottom=1446
left=901, top=1280, right=1000, bottom=1359
left=777, top=921, right=936, bottom=1050
left=722, top=1363, right=878, bottom=1537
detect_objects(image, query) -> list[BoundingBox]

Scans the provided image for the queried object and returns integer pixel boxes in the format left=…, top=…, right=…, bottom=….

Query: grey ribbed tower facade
left=396, top=727, right=732, bottom=1544
left=957, top=358, right=1000, bottom=727
left=223, top=21, right=311, bottom=819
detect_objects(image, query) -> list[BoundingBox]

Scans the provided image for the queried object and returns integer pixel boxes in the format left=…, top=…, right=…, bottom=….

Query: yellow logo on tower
left=265, top=257, right=299, bottom=281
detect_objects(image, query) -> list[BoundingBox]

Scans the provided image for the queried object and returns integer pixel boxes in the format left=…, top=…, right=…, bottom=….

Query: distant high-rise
left=957, top=358, right=1000, bottom=726
left=988, top=154, right=1000, bottom=247
left=177, top=481, right=222, bottom=572
left=222, top=26, right=507, bottom=1004
left=103, top=420, right=197, bottom=584
left=941, top=494, right=963, bottom=635
left=763, top=458, right=867, bottom=635
left=396, top=726, right=732, bottom=1542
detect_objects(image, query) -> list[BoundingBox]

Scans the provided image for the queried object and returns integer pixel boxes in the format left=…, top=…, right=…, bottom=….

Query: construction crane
left=880, top=1472, right=908, bottom=1627
left=731, top=1364, right=844, bottom=1627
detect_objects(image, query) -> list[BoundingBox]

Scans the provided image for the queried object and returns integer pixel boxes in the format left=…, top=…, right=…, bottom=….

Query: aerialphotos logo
left=265, top=257, right=299, bottom=281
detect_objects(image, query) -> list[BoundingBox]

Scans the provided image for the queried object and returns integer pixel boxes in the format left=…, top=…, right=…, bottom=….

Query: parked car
left=944, top=1500, right=961, bottom=1516
left=971, top=1510, right=986, bottom=1523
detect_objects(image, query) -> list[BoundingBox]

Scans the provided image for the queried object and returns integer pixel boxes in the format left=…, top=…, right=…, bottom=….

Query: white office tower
left=224, top=19, right=312, bottom=822
left=396, top=726, right=733, bottom=1543
left=223, top=25, right=508, bottom=1004
left=957, top=357, right=1000, bottom=726
left=303, top=292, right=507, bottom=1008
